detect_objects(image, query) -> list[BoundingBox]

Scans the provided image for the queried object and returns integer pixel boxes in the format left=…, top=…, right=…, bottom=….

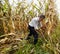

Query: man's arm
left=40, top=25, right=46, bottom=30
left=35, top=25, right=46, bottom=33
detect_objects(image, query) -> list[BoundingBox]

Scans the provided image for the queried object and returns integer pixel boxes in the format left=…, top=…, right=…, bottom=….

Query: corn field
left=0, top=0, right=60, bottom=54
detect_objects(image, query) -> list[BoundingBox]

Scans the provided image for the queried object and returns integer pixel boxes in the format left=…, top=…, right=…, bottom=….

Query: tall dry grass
left=0, top=0, right=60, bottom=54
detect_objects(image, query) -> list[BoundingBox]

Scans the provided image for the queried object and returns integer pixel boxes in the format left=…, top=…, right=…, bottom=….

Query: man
left=26, top=15, right=45, bottom=45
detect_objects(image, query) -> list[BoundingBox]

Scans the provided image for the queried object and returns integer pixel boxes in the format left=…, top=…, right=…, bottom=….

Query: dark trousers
left=27, top=25, right=38, bottom=44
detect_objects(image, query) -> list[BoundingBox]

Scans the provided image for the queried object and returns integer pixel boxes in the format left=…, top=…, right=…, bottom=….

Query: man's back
left=29, top=17, right=39, bottom=29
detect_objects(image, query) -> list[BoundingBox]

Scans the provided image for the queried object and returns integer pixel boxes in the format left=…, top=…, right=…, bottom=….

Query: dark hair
left=39, top=15, right=45, bottom=19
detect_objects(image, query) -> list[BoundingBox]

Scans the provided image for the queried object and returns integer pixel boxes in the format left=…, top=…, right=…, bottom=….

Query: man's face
left=39, top=18, right=44, bottom=22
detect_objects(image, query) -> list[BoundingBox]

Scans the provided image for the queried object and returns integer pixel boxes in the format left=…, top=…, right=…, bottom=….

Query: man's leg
left=33, top=33, right=38, bottom=45
left=26, top=31, right=32, bottom=40
left=26, top=25, right=33, bottom=40
left=32, top=30, right=38, bottom=45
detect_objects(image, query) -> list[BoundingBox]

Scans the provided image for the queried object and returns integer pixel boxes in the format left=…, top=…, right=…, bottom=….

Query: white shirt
left=29, top=17, right=42, bottom=29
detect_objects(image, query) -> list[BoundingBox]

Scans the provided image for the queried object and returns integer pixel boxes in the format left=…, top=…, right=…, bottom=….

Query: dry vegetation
left=0, top=0, right=60, bottom=54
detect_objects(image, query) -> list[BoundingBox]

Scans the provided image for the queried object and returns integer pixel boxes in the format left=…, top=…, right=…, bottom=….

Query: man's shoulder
left=32, top=17, right=39, bottom=21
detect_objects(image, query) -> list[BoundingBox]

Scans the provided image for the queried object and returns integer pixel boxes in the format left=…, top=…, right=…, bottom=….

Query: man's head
left=39, top=15, right=45, bottom=21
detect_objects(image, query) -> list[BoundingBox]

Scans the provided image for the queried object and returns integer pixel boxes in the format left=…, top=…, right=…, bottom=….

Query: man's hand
left=41, top=25, right=46, bottom=30
left=35, top=29, right=41, bottom=33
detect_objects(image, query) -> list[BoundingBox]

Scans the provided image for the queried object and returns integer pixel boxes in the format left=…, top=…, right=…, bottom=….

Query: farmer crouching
left=26, top=15, right=45, bottom=45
